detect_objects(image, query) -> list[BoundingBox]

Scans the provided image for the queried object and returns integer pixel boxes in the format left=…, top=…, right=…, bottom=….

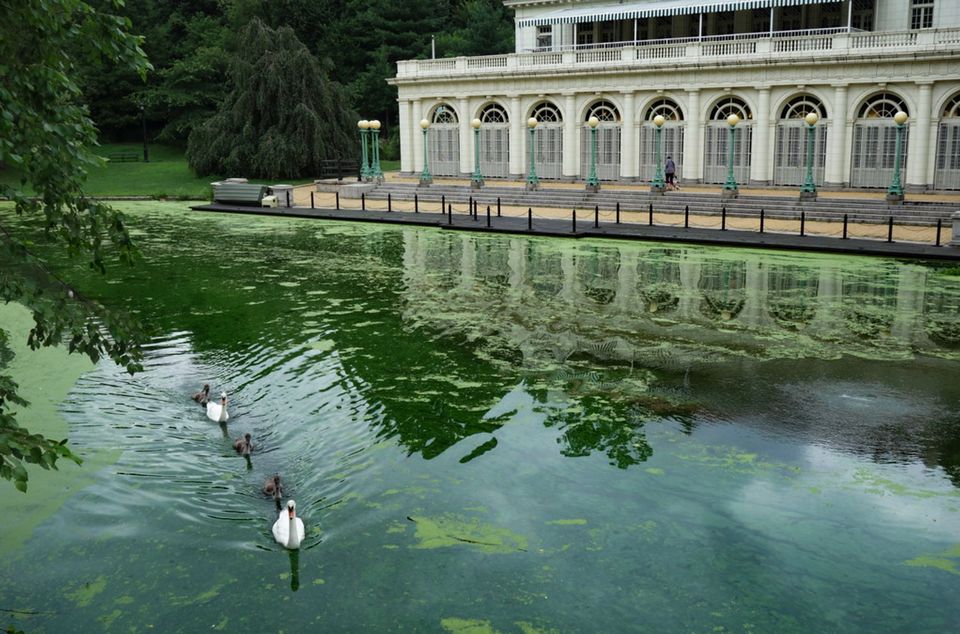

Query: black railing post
left=648, top=203, right=653, bottom=226
left=572, top=209, right=576, bottom=233
left=594, top=205, right=599, bottom=228
left=842, top=214, right=848, bottom=239
left=388, top=193, right=392, bottom=212
left=527, top=207, right=532, bottom=231
left=936, top=218, right=942, bottom=246
left=684, top=205, right=689, bottom=229
left=887, top=216, right=894, bottom=243
left=414, top=193, right=419, bottom=213
left=497, top=197, right=501, bottom=217
left=760, top=209, right=765, bottom=233
left=311, top=191, right=315, bottom=209
left=486, top=205, right=491, bottom=227
left=442, top=194, right=446, bottom=214
left=721, top=206, right=726, bottom=231
left=616, top=201, right=620, bottom=224
left=361, top=193, right=366, bottom=211
left=800, top=211, right=805, bottom=237
left=287, top=190, right=291, bottom=208
left=469, top=196, right=473, bottom=219
left=448, top=203, right=452, bottom=225
left=336, top=191, right=340, bottom=210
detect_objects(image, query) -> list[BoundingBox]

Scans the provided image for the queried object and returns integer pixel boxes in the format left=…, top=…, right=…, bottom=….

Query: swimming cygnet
left=234, top=433, right=254, bottom=456
left=192, top=384, right=210, bottom=405
left=263, top=474, right=284, bottom=508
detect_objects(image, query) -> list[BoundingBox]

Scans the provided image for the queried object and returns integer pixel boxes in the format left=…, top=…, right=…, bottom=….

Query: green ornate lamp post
left=651, top=114, right=666, bottom=194
left=419, top=118, right=432, bottom=187
left=799, top=111, right=819, bottom=201
left=721, top=113, right=740, bottom=201
left=526, top=117, right=540, bottom=191
left=369, top=119, right=384, bottom=182
left=470, top=117, right=484, bottom=189
left=886, top=110, right=909, bottom=203
left=586, top=115, right=600, bottom=193
left=358, top=119, right=371, bottom=181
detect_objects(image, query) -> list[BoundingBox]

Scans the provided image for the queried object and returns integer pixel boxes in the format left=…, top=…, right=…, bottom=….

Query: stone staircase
left=362, top=182, right=958, bottom=226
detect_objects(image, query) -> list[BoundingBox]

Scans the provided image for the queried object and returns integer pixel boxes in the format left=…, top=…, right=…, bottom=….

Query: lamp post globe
left=651, top=115, right=667, bottom=193
left=800, top=112, right=819, bottom=199
left=722, top=114, right=740, bottom=197
left=419, top=118, right=432, bottom=186
left=470, top=118, right=483, bottom=188
left=887, top=111, right=910, bottom=201
left=526, top=117, right=539, bottom=189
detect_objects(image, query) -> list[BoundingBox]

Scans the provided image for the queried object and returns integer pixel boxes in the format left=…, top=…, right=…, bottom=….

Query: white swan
left=273, top=500, right=305, bottom=550
left=206, top=392, right=229, bottom=422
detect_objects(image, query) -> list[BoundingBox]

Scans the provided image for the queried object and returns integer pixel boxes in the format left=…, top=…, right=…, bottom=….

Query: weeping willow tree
left=187, top=18, right=358, bottom=179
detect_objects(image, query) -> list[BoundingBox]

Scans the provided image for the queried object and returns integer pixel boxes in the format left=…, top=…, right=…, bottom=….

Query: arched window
left=645, top=98, right=684, bottom=121
left=581, top=101, right=622, bottom=180
left=857, top=92, right=909, bottom=119
left=774, top=95, right=828, bottom=186
left=704, top=96, right=752, bottom=184
left=851, top=92, right=910, bottom=188
left=935, top=92, right=960, bottom=189
left=432, top=104, right=458, bottom=124
left=530, top=101, right=562, bottom=179
left=780, top=95, right=827, bottom=120
left=585, top=100, right=621, bottom=123
left=942, top=93, right=960, bottom=118
left=479, top=103, right=508, bottom=124
left=428, top=104, right=459, bottom=176
left=532, top=101, right=562, bottom=123
left=640, top=98, right=685, bottom=183
left=478, top=104, right=509, bottom=178
left=710, top=96, right=752, bottom=121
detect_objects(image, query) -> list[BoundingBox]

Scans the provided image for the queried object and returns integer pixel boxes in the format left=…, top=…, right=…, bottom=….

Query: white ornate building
left=389, top=0, right=960, bottom=191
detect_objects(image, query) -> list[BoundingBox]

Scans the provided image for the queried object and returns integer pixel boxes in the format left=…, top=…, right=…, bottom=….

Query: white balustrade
left=393, top=27, right=960, bottom=79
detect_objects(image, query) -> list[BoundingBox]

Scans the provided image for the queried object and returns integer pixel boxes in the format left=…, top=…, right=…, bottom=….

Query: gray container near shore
left=270, top=184, right=294, bottom=208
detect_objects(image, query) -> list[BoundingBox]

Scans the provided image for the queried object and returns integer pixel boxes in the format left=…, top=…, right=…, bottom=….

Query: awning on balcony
left=517, top=0, right=827, bottom=28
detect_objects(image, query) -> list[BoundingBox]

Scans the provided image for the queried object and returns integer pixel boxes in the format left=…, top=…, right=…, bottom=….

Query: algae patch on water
left=441, top=618, right=499, bottom=633
left=65, top=575, right=108, bottom=607
left=904, top=544, right=960, bottom=575
left=408, top=514, right=528, bottom=553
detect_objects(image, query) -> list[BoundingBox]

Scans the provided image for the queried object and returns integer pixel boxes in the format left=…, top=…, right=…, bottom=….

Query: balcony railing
left=394, top=27, right=960, bottom=80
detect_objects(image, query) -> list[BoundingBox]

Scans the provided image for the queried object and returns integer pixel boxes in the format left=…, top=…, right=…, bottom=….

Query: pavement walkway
left=193, top=200, right=960, bottom=261
left=288, top=186, right=954, bottom=246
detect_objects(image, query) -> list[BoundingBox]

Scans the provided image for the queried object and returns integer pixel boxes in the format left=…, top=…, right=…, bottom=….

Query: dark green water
left=2, top=202, right=959, bottom=633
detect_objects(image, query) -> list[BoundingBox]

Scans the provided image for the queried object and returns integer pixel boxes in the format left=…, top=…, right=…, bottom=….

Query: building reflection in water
left=397, top=230, right=960, bottom=478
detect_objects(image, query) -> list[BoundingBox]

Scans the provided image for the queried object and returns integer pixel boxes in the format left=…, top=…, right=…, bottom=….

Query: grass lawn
left=0, top=143, right=321, bottom=200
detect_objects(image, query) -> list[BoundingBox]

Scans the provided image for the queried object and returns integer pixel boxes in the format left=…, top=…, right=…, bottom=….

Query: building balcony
left=394, top=26, right=960, bottom=82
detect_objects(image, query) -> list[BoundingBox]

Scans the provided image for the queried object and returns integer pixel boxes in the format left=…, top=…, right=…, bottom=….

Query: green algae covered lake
left=1, top=202, right=959, bottom=632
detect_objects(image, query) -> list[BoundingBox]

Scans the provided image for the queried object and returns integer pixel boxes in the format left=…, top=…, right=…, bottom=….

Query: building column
left=509, top=95, right=524, bottom=178
left=412, top=98, right=424, bottom=174
left=399, top=100, right=412, bottom=174
left=458, top=97, right=472, bottom=176
left=620, top=91, right=637, bottom=179
left=563, top=93, right=578, bottom=179
left=825, top=85, right=848, bottom=187
left=684, top=89, right=702, bottom=183
left=750, top=87, right=772, bottom=185
left=906, top=82, right=933, bottom=191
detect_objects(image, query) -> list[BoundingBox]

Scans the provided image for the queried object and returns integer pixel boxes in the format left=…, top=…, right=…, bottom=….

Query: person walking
left=665, top=156, right=679, bottom=190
